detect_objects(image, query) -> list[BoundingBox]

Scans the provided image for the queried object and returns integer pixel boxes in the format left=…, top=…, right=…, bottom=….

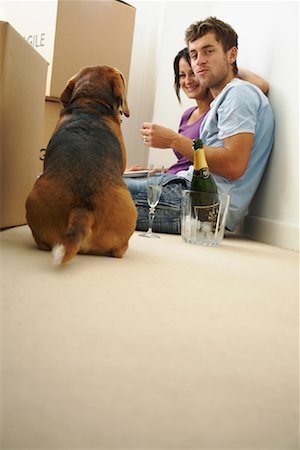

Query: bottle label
left=193, top=201, right=219, bottom=229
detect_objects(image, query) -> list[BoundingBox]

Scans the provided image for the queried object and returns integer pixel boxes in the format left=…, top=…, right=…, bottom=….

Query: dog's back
left=45, top=108, right=123, bottom=192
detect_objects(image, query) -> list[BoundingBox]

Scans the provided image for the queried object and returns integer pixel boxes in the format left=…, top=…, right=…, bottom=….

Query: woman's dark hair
left=173, top=47, right=191, bottom=103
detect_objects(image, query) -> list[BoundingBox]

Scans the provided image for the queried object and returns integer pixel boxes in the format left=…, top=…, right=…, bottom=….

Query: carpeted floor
left=0, top=225, right=299, bottom=449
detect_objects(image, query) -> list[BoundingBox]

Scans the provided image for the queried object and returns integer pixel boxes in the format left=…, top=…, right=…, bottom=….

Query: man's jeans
left=124, top=174, right=190, bottom=234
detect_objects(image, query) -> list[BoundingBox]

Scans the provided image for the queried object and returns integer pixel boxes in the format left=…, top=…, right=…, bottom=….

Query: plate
left=123, top=170, right=149, bottom=178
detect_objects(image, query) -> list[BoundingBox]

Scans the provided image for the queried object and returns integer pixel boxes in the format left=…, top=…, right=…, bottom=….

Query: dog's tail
left=52, top=207, right=94, bottom=265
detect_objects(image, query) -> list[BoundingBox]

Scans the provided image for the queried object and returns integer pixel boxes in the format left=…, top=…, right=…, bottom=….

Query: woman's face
left=178, top=57, right=207, bottom=100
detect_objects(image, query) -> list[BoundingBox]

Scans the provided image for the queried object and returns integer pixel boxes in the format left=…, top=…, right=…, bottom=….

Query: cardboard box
left=2, top=0, right=136, bottom=99
left=0, top=21, right=48, bottom=228
left=38, top=99, right=62, bottom=175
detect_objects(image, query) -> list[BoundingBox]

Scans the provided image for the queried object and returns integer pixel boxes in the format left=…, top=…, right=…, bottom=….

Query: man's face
left=189, top=31, right=237, bottom=95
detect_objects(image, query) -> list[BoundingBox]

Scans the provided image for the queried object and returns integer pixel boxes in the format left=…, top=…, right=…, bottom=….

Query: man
left=182, top=16, right=275, bottom=230
left=125, top=18, right=274, bottom=234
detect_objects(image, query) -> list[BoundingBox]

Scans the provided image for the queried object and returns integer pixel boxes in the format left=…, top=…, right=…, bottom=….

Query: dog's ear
left=60, top=76, right=76, bottom=107
left=113, top=72, right=130, bottom=117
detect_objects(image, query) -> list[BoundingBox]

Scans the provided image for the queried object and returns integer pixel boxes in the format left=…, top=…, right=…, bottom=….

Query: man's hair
left=185, top=16, right=238, bottom=75
left=173, top=47, right=191, bottom=103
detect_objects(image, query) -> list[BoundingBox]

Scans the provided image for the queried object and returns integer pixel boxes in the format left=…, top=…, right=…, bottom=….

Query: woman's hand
left=141, top=122, right=178, bottom=148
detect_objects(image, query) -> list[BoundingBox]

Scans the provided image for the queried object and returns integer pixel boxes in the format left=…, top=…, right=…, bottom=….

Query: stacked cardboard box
left=2, top=0, right=136, bottom=98
left=32, top=0, right=136, bottom=167
left=47, top=0, right=136, bottom=100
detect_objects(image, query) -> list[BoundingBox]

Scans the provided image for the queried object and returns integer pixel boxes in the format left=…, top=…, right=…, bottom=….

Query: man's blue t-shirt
left=178, top=78, right=275, bottom=231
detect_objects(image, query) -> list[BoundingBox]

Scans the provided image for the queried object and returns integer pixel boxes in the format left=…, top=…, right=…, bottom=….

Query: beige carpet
left=0, top=225, right=299, bottom=449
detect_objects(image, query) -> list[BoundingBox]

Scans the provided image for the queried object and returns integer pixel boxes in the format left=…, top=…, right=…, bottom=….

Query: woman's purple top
left=166, top=106, right=210, bottom=174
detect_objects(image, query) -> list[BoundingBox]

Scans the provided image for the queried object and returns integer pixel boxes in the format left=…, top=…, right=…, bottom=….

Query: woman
left=128, top=47, right=212, bottom=175
left=125, top=48, right=269, bottom=234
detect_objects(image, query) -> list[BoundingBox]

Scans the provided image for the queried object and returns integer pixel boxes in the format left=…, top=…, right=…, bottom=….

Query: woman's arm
left=141, top=122, right=181, bottom=148
left=238, top=68, right=269, bottom=94
left=141, top=122, right=194, bottom=161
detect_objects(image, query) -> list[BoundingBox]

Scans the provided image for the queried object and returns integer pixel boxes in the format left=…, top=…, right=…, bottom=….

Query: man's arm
left=169, top=132, right=253, bottom=180
left=204, top=132, right=254, bottom=180
left=169, top=132, right=254, bottom=180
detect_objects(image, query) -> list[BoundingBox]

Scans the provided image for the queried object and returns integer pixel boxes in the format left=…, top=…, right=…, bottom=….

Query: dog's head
left=60, top=65, right=130, bottom=117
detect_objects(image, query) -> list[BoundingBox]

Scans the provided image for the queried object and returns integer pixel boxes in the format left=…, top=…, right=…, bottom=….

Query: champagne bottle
left=190, top=138, right=219, bottom=225
left=191, top=138, right=218, bottom=193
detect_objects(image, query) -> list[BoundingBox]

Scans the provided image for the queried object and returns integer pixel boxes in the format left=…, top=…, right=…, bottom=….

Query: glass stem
left=148, top=207, right=155, bottom=233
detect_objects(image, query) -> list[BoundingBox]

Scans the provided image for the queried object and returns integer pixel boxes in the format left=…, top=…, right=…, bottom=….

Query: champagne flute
left=139, top=165, right=164, bottom=238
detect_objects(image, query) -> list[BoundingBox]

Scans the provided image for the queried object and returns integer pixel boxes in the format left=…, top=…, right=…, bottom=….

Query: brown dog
left=26, top=65, right=137, bottom=264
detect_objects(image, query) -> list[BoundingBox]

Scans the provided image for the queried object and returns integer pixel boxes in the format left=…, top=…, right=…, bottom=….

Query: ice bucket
left=181, top=190, right=230, bottom=246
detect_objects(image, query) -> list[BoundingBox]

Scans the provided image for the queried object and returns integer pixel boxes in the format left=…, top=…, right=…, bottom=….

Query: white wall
left=124, top=0, right=299, bottom=250
left=121, top=0, right=166, bottom=168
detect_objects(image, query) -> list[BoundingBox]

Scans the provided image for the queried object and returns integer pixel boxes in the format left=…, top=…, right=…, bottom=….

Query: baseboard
left=243, top=214, right=299, bottom=251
